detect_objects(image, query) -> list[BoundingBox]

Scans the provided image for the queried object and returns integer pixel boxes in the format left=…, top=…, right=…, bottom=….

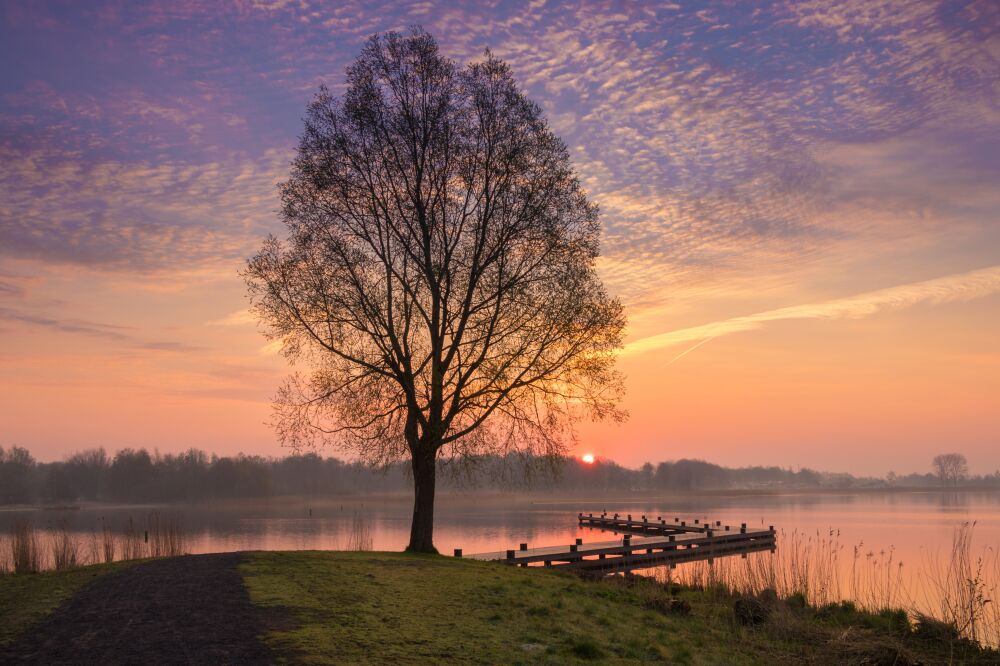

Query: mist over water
left=4, top=490, right=998, bottom=598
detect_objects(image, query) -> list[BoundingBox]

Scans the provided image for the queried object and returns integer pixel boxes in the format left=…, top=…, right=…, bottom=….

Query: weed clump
left=734, top=595, right=770, bottom=626
left=569, top=637, right=603, bottom=659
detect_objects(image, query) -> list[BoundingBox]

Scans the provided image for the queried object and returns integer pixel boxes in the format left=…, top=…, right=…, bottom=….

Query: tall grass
left=100, top=517, right=116, bottom=563
left=0, top=534, right=10, bottom=574
left=654, top=523, right=999, bottom=647
left=49, top=521, right=80, bottom=571
left=146, top=511, right=185, bottom=557
left=347, top=512, right=373, bottom=551
left=916, top=522, right=999, bottom=647
left=118, top=516, right=144, bottom=561
left=1, top=513, right=187, bottom=574
left=10, top=520, right=41, bottom=573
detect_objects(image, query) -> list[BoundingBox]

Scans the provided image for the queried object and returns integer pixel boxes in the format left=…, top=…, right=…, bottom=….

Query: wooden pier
left=578, top=512, right=752, bottom=537
left=463, top=513, right=776, bottom=575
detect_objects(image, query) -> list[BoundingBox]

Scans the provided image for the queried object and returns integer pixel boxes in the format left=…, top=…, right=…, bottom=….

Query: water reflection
left=2, top=491, right=998, bottom=617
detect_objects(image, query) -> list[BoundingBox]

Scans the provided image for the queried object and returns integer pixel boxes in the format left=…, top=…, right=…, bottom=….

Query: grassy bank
left=0, top=561, right=132, bottom=647
left=241, top=551, right=997, bottom=664
left=3, top=552, right=998, bottom=664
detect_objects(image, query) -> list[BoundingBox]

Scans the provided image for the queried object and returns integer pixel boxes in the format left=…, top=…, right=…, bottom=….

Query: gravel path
left=1, top=553, right=276, bottom=665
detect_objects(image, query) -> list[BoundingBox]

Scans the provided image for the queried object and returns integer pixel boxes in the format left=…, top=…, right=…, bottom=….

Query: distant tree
left=108, top=448, right=155, bottom=501
left=639, top=462, right=654, bottom=489
left=243, top=29, right=626, bottom=552
left=885, top=470, right=897, bottom=486
left=932, top=453, right=969, bottom=487
left=0, top=446, right=36, bottom=504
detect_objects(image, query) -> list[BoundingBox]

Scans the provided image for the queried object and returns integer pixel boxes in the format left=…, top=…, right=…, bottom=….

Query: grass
left=239, top=551, right=1000, bottom=665
left=3, top=551, right=998, bottom=663
left=241, top=551, right=754, bottom=665
left=0, top=561, right=132, bottom=647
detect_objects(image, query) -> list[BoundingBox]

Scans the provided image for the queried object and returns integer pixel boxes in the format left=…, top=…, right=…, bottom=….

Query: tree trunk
left=406, top=448, right=438, bottom=553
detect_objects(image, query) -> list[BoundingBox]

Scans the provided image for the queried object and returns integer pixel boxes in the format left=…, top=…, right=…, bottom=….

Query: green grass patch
left=0, top=562, right=131, bottom=647
left=241, top=552, right=764, bottom=665
left=241, top=552, right=1000, bottom=665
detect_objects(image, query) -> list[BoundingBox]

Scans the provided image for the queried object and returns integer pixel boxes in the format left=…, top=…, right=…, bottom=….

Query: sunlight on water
left=3, top=491, right=999, bottom=643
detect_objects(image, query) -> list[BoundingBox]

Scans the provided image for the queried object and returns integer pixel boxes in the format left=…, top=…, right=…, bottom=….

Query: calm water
left=4, top=490, right=999, bottom=615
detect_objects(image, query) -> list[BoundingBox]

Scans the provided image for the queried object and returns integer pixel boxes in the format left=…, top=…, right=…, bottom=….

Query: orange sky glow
left=1, top=2, right=997, bottom=475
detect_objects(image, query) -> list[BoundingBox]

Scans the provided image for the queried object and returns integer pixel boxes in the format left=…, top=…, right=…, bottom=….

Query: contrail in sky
left=627, top=265, right=1000, bottom=360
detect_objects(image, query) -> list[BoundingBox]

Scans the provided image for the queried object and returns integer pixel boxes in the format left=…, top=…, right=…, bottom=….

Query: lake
left=3, top=489, right=999, bottom=628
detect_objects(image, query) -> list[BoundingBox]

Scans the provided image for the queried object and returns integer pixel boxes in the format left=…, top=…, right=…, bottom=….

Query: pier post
left=453, top=548, right=462, bottom=558
left=506, top=550, right=515, bottom=560
left=520, top=543, right=528, bottom=551
left=575, top=538, right=583, bottom=545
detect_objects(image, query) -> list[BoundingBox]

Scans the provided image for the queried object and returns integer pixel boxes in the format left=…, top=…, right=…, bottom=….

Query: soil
left=1, top=553, right=275, bottom=665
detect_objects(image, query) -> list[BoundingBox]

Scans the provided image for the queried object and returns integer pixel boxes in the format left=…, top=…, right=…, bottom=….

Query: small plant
left=0, top=534, right=10, bottom=574
left=733, top=595, right=770, bottom=626
left=11, top=519, right=41, bottom=574
left=49, top=521, right=79, bottom=570
left=118, top=516, right=144, bottom=561
left=100, top=517, right=116, bottom=564
left=569, top=637, right=603, bottom=659
left=346, top=512, right=373, bottom=552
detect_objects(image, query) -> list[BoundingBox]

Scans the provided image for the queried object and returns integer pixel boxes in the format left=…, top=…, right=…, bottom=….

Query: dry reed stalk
left=85, top=531, right=101, bottom=566
left=118, top=516, right=144, bottom=561
left=146, top=512, right=185, bottom=557
left=100, top=517, right=116, bottom=563
left=347, top=511, right=373, bottom=552
left=49, top=521, right=80, bottom=571
left=0, top=535, right=10, bottom=575
left=11, top=520, right=41, bottom=574
left=917, top=522, right=998, bottom=646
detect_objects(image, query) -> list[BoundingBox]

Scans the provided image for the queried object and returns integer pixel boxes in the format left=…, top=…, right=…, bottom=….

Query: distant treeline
left=1, top=446, right=997, bottom=505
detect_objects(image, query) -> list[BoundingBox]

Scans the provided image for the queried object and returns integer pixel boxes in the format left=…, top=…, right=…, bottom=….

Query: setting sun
left=581, top=453, right=595, bottom=464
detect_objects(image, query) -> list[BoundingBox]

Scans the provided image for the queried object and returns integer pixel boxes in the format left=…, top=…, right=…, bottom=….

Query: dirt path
left=1, top=553, right=276, bottom=665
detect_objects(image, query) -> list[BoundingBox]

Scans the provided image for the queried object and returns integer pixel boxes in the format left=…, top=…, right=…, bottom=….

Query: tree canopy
left=244, top=28, right=625, bottom=551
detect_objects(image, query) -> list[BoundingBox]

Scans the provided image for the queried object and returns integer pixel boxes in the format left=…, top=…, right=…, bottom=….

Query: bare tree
left=243, top=29, right=626, bottom=552
left=932, top=453, right=969, bottom=487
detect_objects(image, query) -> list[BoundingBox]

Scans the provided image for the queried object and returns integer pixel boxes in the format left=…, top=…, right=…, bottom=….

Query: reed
left=118, top=516, right=145, bottom=561
left=100, top=517, right=116, bottom=564
left=85, top=530, right=101, bottom=566
left=914, top=522, right=1000, bottom=647
left=146, top=512, right=185, bottom=557
left=10, top=520, right=41, bottom=574
left=0, top=534, right=9, bottom=574
left=347, top=511, right=373, bottom=552
left=49, top=521, right=80, bottom=571
left=654, top=523, right=999, bottom=648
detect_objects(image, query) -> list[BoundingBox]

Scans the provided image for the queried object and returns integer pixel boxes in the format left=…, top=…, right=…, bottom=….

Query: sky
left=0, top=1, right=997, bottom=475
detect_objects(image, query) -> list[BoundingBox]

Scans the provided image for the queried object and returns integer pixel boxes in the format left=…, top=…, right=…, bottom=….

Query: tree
left=244, top=29, right=626, bottom=552
left=639, top=462, right=654, bottom=490
left=932, top=453, right=968, bottom=487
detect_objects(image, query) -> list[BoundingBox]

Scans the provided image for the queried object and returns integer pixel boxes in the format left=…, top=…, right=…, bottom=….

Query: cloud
left=0, top=305, right=202, bottom=352
left=206, top=309, right=256, bottom=326
left=0, top=143, right=288, bottom=271
left=625, top=265, right=1000, bottom=358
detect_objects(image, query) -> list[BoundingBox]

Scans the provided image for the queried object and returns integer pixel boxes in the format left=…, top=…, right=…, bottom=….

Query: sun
left=581, top=453, right=595, bottom=464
